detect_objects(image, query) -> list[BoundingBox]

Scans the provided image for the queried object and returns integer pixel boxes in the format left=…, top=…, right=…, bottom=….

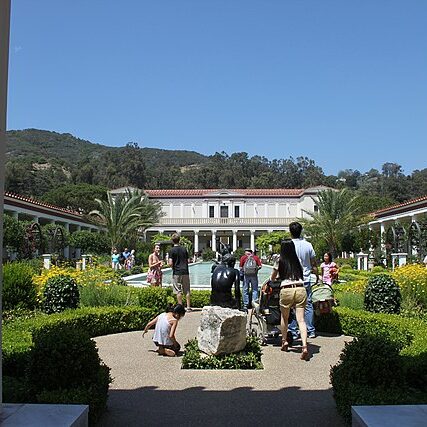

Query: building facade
left=110, top=187, right=328, bottom=253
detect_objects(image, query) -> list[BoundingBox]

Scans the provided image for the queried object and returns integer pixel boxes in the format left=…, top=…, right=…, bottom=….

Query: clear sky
left=7, top=0, right=427, bottom=175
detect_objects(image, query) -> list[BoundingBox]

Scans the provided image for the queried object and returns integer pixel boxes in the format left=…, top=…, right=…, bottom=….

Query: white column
left=243, top=202, right=247, bottom=217
left=250, top=229, right=255, bottom=251
left=232, top=230, right=238, bottom=251
left=264, top=202, right=268, bottom=218
left=380, top=222, right=386, bottom=262
left=211, top=230, right=217, bottom=252
left=275, top=203, right=279, bottom=217
left=180, top=203, right=184, bottom=218
left=191, top=203, right=195, bottom=219
left=0, top=0, right=11, bottom=411
left=63, top=223, right=70, bottom=258
left=254, top=203, right=258, bottom=218
left=169, top=203, right=173, bottom=218
left=194, top=230, right=199, bottom=253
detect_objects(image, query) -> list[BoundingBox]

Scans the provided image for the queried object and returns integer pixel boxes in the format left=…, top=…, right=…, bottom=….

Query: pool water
left=125, top=262, right=273, bottom=289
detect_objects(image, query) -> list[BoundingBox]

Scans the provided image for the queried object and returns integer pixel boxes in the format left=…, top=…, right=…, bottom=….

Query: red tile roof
left=144, top=189, right=304, bottom=197
left=372, top=195, right=427, bottom=216
left=4, top=192, right=83, bottom=217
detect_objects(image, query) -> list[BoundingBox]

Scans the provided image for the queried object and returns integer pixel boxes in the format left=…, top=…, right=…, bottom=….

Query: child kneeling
left=143, top=304, right=186, bottom=356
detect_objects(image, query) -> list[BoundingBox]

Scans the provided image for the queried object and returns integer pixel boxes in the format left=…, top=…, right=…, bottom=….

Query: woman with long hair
left=271, top=239, right=309, bottom=360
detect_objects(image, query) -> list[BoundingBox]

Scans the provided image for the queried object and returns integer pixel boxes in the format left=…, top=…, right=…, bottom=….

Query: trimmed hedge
left=3, top=306, right=156, bottom=377
left=316, top=307, right=427, bottom=423
left=3, top=306, right=155, bottom=424
left=182, top=337, right=263, bottom=369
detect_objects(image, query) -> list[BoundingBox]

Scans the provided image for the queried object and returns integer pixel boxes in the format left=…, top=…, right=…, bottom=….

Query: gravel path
left=95, top=310, right=349, bottom=426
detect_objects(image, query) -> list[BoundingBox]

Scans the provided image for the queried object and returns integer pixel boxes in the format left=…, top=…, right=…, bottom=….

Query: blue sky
left=7, top=0, right=427, bottom=175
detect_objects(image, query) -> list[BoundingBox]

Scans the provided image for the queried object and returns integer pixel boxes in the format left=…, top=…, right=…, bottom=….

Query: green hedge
left=3, top=306, right=155, bottom=424
left=316, top=307, right=427, bottom=423
left=3, top=306, right=155, bottom=377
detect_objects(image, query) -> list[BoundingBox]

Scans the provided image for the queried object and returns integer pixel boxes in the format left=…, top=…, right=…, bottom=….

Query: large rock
left=197, top=306, right=247, bottom=356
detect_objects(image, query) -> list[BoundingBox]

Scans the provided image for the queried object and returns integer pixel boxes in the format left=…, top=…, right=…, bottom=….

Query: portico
left=135, top=187, right=329, bottom=252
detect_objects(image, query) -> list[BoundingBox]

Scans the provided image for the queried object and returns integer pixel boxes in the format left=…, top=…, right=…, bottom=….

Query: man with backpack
left=239, top=248, right=262, bottom=312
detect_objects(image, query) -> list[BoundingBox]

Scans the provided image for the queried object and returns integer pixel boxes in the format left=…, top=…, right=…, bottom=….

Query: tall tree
left=89, top=189, right=162, bottom=249
left=302, top=188, right=361, bottom=256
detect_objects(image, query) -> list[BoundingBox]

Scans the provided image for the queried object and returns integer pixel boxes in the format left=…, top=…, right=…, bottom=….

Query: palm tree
left=89, top=189, right=162, bottom=250
left=302, top=188, right=361, bottom=257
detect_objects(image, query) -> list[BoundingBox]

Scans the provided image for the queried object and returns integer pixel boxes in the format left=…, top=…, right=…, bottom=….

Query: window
left=234, top=205, right=240, bottom=218
left=314, top=205, right=319, bottom=213
left=209, top=206, right=215, bottom=218
left=220, top=206, right=229, bottom=218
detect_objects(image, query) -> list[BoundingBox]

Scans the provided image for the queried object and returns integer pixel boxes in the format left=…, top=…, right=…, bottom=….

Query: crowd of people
left=128, top=222, right=340, bottom=359
left=111, top=247, right=136, bottom=270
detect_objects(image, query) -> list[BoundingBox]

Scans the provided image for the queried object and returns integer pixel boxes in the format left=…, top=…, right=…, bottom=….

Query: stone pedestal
left=356, top=252, right=368, bottom=271
left=391, top=253, right=407, bottom=271
left=197, top=306, right=247, bottom=356
left=81, top=255, right=91, bottom=270
left=42, top=254, right=52, bottom=270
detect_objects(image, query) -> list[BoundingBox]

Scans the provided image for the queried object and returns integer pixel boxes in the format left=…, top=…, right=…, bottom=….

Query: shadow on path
left=98, top=385, right=344, bottom=427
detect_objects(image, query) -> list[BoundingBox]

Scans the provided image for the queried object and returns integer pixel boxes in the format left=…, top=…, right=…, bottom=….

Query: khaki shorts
left=279, top=287, right=307, bottom=310
left=172, top=274, right=190, bottom=295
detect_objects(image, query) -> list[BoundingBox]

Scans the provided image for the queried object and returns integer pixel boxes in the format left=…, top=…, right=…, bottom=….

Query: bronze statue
left=210, top=253, right=241, bottom=309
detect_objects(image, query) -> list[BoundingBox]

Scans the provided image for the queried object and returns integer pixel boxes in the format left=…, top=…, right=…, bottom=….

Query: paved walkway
left=95, top=310, right=349, bottom=426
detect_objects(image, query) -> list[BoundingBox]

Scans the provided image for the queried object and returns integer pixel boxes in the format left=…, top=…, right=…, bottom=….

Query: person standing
left=111, top=248, right=120, bottom=270
left=239, top=248, right=262, bottom=311
left=320, top=252, right=339, bottom=285
left=148, top=244, right=164, bottom=287
left=288, top=222, right=319, bottom=339
left=168, top=233, right=191, bottom=311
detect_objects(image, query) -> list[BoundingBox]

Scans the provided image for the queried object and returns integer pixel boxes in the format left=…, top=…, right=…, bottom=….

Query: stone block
left=197, top=305, right=247, bottom=356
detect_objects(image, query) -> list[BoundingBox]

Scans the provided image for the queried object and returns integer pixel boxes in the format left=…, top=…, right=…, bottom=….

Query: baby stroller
left=311, top=282, right=335, bottom=315
left=248, top=279, right=294, bottom=346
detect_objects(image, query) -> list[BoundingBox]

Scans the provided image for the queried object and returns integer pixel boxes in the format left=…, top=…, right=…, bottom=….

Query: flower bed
left=182, top=337, right=263, bottom=370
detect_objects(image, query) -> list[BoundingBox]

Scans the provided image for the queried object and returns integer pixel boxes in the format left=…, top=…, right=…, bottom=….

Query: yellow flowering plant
left=392, top=264, right=427, bottom=310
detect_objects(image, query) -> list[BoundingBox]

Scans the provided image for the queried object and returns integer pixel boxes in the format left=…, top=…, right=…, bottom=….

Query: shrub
left=334, top=257, right=357, bottom=269
left=331, top=335, right=412, bottom=424
left=392, top=264, right=427, bottom=311
left=137, top=287, right=169, bottom=313
left=28, top=326, right=111, bottom=424
left=371, top=265, right=386, bottom=273
left=43, top=275, right=80, bottom=314
left=3, top=262, right=38, bottom=310
left=334, top=291, right=364, bottom=311
left=79, top=283, right=139, bottom=307
left=182, top=337, right=262, bottom=369
left=1, top=306, right=149, bottom=378
left=202, top=248, right=216, bottom=261
left=69, top=230, right=110, bottom=255
left=317, top=308, right=427, bottom=424
left=364, top=274, right=401, bottom=314
left=183, top=289, right=211, bottom=308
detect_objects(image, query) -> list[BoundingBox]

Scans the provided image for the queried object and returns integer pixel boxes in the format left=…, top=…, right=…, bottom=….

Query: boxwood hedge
left=316, top=307, right=427, bottom=423
left=3, top=306, right=155, bottom=424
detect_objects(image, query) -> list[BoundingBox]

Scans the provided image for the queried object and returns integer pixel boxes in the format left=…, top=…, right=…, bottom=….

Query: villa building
left=111, top=186, right=328, bottom=253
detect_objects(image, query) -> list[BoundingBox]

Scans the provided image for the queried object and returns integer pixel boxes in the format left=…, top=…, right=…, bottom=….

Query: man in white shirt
left=288, top=222, right=319, bottom=339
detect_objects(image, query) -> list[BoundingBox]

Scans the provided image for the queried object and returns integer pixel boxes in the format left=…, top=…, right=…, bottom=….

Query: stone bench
left=352, top=405, right=427, bottom=427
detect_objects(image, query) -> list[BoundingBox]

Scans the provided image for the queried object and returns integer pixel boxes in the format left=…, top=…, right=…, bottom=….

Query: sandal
left=300, top=346, right=309, bottom=360
left=281, top=340, right=289, bottom=352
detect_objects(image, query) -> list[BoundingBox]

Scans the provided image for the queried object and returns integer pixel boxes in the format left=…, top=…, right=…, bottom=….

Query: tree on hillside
left=42, top=184, right=109, bottom=214
left=302, top=189, right=361, bottom=257
left=89, top=189, right=162, bottom=249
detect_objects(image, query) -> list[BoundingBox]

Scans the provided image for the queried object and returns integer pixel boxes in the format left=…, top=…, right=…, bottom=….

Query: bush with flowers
left=392, top=264, right=427, bottom=314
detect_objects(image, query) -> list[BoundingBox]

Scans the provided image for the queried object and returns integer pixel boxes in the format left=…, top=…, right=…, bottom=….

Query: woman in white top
left=142, top=304, right=186, bottom=357
left=271, top=239, right=309, bottom=360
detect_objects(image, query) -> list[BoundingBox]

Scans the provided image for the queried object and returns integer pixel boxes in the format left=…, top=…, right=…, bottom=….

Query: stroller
left=311, top=282, right=335, bottom=315
left=248, top=279, right=295, bottom=346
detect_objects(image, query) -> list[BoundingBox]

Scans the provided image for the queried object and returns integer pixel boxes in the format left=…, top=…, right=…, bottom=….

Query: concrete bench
left=352, top=405, right=427, bottom=427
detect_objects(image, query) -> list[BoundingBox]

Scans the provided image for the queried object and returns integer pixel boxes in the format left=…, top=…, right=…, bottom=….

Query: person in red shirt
left=239, top=248, right=262, bottom=311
